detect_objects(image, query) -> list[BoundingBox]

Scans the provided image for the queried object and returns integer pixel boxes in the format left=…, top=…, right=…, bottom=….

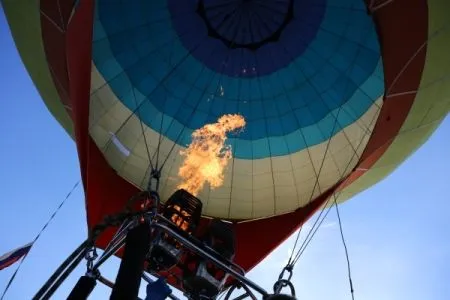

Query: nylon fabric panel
left=89, top=65, right=382, bottom=219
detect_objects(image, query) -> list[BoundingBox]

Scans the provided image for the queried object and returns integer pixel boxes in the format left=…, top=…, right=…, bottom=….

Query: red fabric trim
left=40, top=0, right=76, bottom=31
left=40, top=7, right=71, bottom=110
left=41, top=0, right=428, bottom=283
left=345, top=0, right=428, bottom=182
left=85, top=139, right=139, bottom=244
left=65, top=0, right=95, bottom=190
left=233, top=184, right=338, bottom=270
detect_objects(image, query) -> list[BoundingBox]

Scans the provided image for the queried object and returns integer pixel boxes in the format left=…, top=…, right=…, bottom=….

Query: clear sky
left=1, top=6, right=449, bottom=300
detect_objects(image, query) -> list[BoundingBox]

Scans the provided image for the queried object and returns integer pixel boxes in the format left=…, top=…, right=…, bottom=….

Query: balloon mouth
left=197, top=0, right=294, bottom=51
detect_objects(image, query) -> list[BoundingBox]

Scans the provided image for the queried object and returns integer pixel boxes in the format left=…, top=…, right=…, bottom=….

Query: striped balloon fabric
left=3, top=0, right=449, bottom=275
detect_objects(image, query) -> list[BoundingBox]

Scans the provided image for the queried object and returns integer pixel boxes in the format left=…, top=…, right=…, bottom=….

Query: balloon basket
left=32, top=190, right=295, bottom=300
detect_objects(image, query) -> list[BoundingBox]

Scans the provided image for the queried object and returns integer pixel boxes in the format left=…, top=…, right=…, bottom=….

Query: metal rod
left=67, top=276, right=97, bottom=300
left=73, top=213, right=266, bottom=298
left=33, top=240, right=88, bottom=300
left=36, top=247, right=86, bottom=300
left=98, top=276, right=148, bottom=300
left=224, top=283, right=258, bottom=300
left=156, top=215, right=246, bottom=275
left=237, top=283, right=258, bottom=300
left=233, top=293, right=251, bottom=300
left=110, top=223, right=151, bottom=300
left=224, top=283, right=257, bottom=300
left=152, top=223, right=268, bottom=297
left=92, top=233, right=127, bottom=271
left=203, top=244, right=245, bottom=275
left=98, top=275, right=114, bottom=289
left=103, top=219, right=136, bottom=254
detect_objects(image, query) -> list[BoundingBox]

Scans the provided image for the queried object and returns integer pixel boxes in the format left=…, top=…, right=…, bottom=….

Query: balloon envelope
left=3, top=0, right=450, bottom=276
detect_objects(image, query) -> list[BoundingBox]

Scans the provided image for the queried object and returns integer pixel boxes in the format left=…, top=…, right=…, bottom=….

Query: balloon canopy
left=3, top=0, right=450, bottom=271
left=89, top=0, right=383, bottom=219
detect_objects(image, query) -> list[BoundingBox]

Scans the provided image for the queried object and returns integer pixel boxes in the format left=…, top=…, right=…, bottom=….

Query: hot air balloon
left=2, top=0, right=450, bottom=299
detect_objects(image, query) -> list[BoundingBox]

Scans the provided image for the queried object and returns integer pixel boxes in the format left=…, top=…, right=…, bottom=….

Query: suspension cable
left=1, top=181, right=81, bottom=300
left=281, top=4, right=377, bottom=267
left=285, top=20, right=450, bottom=264
left=282, top=97, right=385, bottom=297
left=284, top=103, right=344, bottom=268
left=157, top=35, right=240, bottom=173
left=334, top=198, right=355, bottom=300
left=285, top=59, right=383, bottom=270
left=278, top=90, right=382, bottom=298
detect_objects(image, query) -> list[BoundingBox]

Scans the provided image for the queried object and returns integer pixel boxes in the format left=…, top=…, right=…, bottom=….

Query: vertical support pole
left=33, top=240, right=88, bottom=300
left=110, top=222, right=151, bottom=300
left=67, top=276, right=97, bottom=300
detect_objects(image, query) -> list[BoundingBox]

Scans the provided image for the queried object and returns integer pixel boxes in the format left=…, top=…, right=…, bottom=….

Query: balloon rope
left=157, top=29, right=241, bottom=173
left=156, top=67, right=226, bottom=174
left=290, top=90, right=380, bottom=266
left=284, top=86, right=383, bottom=299
left=117, top=12, right=242, bottom=184
left=96, top=19, right=212, bottom=184
left=109, top=1, right=213, bottom=180
left=122, top=0, right=203, bottom=175
left=279, top=0, right=384, bottom=267
left=334, top=198, right=355, bottom=300
left=385, top=22, right=450, bottom=97
left=287, top=104, right=345, bottom=267
left=284, top=0, right=394, bottom=263
left=131, top=86, right=155, bottom=173
left=368, top=0, right=394, bottom=13
left=290, top=91, right=445, bottom=266
left=281, top=13, right=385, bottom=293
left=0, top=181, right=80, bottom=300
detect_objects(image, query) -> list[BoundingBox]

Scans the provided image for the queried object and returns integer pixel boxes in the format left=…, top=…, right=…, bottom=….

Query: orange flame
left=177, top=114, right=246, bottom=196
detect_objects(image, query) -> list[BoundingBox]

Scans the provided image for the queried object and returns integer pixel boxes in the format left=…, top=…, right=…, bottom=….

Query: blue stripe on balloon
left=93, top=0, right=384, bottom=159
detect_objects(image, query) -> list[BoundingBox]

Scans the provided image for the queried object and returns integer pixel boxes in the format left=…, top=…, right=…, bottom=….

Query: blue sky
left=1, top=7, right=449, bottom=300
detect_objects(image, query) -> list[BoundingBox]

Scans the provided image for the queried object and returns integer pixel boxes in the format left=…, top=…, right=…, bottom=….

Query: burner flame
left=177, top=114, right=246, bottom=196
